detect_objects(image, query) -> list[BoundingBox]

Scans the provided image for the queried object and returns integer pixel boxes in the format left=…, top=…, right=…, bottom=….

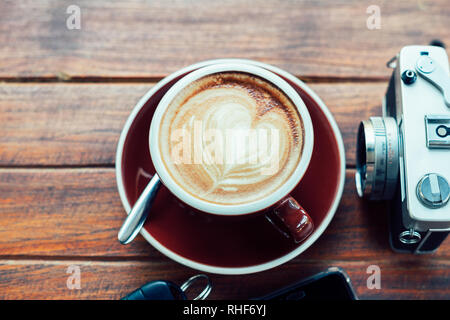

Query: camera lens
left=355, top=117, right=399, bottom=200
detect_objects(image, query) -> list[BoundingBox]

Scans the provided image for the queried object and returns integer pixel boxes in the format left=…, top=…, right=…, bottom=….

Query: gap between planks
left=0, top=75, right=389, bottom=84
left=0, top=165, right=357, bottom=170
left=1, top=257, right=448, bottom=266
left=0, top=164, right=116, bottom=170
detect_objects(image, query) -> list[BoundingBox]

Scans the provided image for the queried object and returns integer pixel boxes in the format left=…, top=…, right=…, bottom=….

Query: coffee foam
left=159, top=72, right=304, bottom=206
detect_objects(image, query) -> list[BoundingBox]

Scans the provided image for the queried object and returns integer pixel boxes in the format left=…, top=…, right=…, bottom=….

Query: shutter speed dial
left=416, top=174, right=450, bottom=208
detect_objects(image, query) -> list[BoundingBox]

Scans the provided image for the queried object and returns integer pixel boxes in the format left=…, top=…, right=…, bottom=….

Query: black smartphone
left=255, top=267, right=358, bottom=300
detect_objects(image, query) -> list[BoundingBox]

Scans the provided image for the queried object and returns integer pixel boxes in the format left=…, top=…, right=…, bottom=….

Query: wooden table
left=0, top=0, right=449, bottom=300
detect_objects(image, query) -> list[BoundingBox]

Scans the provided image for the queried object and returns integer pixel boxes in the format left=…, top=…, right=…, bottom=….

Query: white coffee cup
left=150, top=63, right=314, bottom=216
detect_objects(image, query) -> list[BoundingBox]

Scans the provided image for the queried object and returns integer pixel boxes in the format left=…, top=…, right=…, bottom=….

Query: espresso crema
left=159, top=72, right=304, bottom=205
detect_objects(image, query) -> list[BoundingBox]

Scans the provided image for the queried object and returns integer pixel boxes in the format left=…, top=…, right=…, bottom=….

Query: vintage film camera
left=356, top=44, right=450, bottom=253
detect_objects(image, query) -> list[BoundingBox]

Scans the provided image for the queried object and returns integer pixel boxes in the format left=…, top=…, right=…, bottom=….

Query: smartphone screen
left=256, top=269, right=357, bottom=300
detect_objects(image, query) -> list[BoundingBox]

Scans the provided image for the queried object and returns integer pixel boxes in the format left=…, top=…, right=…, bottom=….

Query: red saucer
left=118, top=63, right=343, bottom=269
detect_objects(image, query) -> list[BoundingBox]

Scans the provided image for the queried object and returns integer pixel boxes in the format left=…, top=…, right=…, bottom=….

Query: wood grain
left=0, top=82, right=384, bottom=166
left=1, top=0, right=449, bottom=301
left=0, top=169, right=448, bottom=259
left=0, top=83, right=149, bottom=166
left=0, top=258, right=448, bottom=299
left=0, top=0, right=448, bottom=79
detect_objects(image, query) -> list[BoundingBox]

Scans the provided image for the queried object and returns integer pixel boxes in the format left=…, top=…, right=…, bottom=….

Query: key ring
left=180, top=274, right=212, bottom=300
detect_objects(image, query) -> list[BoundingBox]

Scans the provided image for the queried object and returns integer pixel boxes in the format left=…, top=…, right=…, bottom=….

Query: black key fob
left=122, top=280, right=186, bottom=300
left=122, top=274, right=211, bottom=300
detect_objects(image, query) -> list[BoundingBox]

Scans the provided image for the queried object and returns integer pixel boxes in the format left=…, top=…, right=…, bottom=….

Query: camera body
left=356, top=45, right=450, bottom=253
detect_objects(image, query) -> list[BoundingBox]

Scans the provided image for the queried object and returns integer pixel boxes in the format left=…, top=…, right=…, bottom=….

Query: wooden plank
left=0, top=82, right=384, bottom=166
left=0, top=258, right=448, bottom=299
left=0, top=168, right=150, bottom=257
left=0, top=83, right=150, bottom=166
left=0, top=0, right=449, bottom=79
left=0, top=168, right=448, bottom=259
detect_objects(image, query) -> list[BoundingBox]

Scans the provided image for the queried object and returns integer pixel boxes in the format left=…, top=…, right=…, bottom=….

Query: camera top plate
left=396, top=45, right=450, bottom=229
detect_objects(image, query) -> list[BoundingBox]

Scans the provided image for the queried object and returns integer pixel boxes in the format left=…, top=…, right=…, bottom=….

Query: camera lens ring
left=355, top=120, right=374, bottom=197
left=355, top=117, right=400, bottom=200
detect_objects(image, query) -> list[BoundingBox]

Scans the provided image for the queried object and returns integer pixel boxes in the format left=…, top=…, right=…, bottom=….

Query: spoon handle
left=118, top=174, right=162, bottom=244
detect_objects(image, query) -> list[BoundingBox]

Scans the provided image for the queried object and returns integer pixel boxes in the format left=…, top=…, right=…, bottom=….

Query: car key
left=121, top=274, right=212, bottom=300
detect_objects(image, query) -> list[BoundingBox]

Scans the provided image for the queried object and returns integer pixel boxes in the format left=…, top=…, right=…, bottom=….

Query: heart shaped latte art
left=159, top=72, right=304, bottom=205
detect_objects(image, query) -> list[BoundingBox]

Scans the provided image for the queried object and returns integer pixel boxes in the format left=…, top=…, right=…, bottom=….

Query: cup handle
left=265, top=196, right=314, bottom=244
